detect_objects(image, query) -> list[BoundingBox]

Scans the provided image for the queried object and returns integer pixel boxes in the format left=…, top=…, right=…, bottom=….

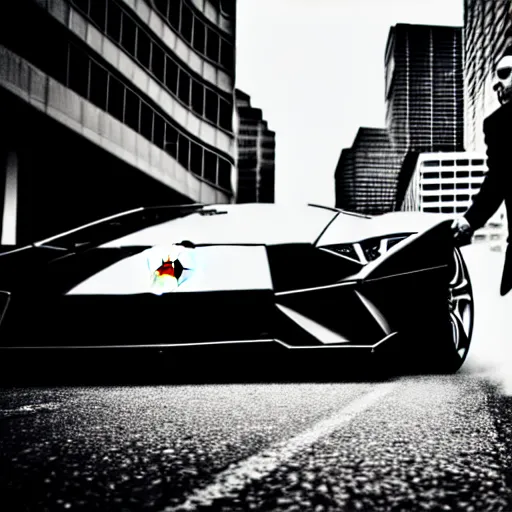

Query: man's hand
left=451, top=217, right=474, bottom=246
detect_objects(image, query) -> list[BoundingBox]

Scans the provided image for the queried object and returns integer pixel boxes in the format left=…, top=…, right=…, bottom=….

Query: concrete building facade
left=0, top=0, right=237, bottom=243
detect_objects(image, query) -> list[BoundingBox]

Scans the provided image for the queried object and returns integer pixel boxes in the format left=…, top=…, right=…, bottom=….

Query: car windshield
left=99, top=204, right=338, bottom=247
left=35, top=205, right=205, bottom=252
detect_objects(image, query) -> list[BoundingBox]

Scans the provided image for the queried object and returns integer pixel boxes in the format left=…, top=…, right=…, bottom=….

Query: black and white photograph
left=1, top=0, right=512, bottom=510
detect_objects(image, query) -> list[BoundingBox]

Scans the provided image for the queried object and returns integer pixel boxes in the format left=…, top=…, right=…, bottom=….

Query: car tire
left=426, top=247, right=474, bottom=374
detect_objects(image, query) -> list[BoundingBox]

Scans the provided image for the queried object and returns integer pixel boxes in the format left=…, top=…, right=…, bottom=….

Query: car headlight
left=323, top=233, right=414, bottom=264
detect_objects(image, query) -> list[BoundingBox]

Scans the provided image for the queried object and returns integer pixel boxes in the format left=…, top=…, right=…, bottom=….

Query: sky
left=235, top=0, right=464, bottom=207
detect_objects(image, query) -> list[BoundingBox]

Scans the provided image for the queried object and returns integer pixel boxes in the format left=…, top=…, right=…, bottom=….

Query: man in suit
left=452, top=46, right=512, bottom=295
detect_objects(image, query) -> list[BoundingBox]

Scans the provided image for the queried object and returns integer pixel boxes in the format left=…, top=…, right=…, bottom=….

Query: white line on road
left=0, top=402, right=61, bottom=418
left=162, top=382, right=396, bottom=512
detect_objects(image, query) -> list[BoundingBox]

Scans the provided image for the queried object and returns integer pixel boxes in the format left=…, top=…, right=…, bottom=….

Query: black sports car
left=0, top=203, right=473, bottom=373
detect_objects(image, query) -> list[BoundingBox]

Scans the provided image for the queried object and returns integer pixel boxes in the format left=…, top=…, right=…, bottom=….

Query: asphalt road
left=1, top=243, right=512, bottom=512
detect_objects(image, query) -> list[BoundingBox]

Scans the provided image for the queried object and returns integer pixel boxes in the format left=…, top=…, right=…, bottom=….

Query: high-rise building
left=234, top=89, right=275, bottom=203
left=399, top=151, right=507, bottom=249
left=385, top=24, right=464, bottom=158
left=0, top=0, right=236, bottom=243
left=464, top=0, right=512, bottom=152
left=334, top=128, right=399, bottom=215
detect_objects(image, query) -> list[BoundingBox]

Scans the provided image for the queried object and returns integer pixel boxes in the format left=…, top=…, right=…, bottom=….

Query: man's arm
left=463, top=120, right=505, bottom=231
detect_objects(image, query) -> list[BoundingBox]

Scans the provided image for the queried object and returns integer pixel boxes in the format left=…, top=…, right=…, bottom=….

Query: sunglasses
left=497, top=67, right=512, bottom=79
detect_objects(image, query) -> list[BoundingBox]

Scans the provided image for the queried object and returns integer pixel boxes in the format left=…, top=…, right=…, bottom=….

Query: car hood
left=64, top=244, right=274, bottom=296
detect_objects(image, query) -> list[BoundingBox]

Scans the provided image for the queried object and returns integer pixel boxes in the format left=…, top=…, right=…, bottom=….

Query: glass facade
left=385, top=24, right=464, bottom=158
left=234, top=89, right=275, bottom=204
left=334, top=128, right=399, bottom=215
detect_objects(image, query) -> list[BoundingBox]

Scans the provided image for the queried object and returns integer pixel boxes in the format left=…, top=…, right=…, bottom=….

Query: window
left=424, top=207, right=440, bottom=213
left=140, top=102, right=154, bottom=141
left=178, top=70, right=191, bottom=105
left=471, top=159, right=485, bottom=165
left=423, top=160, right=440, bottom=167
left=191, top=81, right=204, bottom=116
left=423, top=184, right=440, bottom=191
left=180, top=2, right=193, bottom=43
left=471, top=170, right=485, bottom=177
left=89, top=1, right=107, bottom=31
left=422, top=196, right=438, bottom=202
left=456, top=159, right=469, bottom=166
left=220, top=0, right=235, bottom=17
left=206, top=27, right=220, bottom=61
left=218, top=158, right=231, bottom=190
left=125, top=89, right=140, bottom=132
left=46, top=30, right=69, bottom=85
left=456, top=171, right=469, bottom=178
left=107, top=76, right=125, bottom=122
left=441, top=183, right=454, bottom=190
left=106, top=1, right=122, bottom=43
left=190, top=142, right=203, bottom=176
left=471, top=183, right=480, bottom=189
left=136, top=29, right=151, bottom=69
left=89, top=61, right=109, bottom=110
left=441, top=195, right=454, bottom=202
left=205, top=89, right=218, bottom=124
left=441, top=160, right=455, bottom=166
left=193, top=22, right=205, bottom=54
left=165, top=124, right=178, bottom=158
left=153, top=0, right=169, bottom=18
left=178, top=135, right=190, bottom=169
left=153, top=114, right=165, bottom=149
left=441, top=207, right=454, bottom=213
left=151, top=44, right=165, bottom=82
left=121, top=13, right=137, bottom=56
left=204, top=150, right=217, bottom=183
left=219, top=98, right=232, bottom=131
left=68, top=44, right=90, bottom=99
left=73, top=0, right=89, bottom=16
left=165, top=57, right=178, bottom=94
left=441, top=171, right=454, bottom=178
left=422, top=172, right=439, bottom=179
left=168, top=1, right=181, bottom=31
left=456, top=194, right=470, bottom=201
left=220, top=39, right=233, bottom=69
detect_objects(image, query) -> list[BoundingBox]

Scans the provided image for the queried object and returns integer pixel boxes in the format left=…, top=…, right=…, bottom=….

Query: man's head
left=494, top=47, right=512, bottom=105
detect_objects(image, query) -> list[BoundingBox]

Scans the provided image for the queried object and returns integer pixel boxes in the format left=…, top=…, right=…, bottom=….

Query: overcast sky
left=235, top=0, right=464, bottom=207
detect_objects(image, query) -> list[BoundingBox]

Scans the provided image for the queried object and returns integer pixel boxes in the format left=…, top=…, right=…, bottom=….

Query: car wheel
left=430, top=247, right=474, bottom=373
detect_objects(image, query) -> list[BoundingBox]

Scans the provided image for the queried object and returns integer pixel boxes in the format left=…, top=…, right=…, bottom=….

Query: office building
left=0, top=0, right=236, bottom=242
left=334, top=127, right=399, bottom=215
left=234, top=89, right=275, bottom=203
left=385, top=24, right=464, bottom=158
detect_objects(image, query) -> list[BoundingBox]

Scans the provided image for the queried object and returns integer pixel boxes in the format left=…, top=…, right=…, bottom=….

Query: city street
left=1, top=244, right=512, bottom=511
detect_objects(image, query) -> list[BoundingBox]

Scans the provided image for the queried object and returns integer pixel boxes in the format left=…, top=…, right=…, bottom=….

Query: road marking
left=0, top=402, right=61, bottom=418
left=162, top=382, right=396, bottom=511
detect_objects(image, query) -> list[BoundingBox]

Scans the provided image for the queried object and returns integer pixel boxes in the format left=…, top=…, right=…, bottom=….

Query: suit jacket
left=464, top=101, right=512, bottom=295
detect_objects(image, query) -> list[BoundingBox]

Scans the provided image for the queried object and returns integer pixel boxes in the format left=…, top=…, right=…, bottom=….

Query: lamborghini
left=0, top=203, right=473, bottom=373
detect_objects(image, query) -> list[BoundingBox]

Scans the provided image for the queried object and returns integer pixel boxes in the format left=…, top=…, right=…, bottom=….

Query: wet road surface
left=1, top=375, right=512, bottom=511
